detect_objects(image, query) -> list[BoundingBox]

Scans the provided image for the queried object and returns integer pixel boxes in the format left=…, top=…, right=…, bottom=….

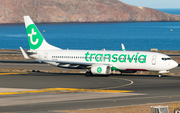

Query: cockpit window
left=162, top=58, right=171, bottom=61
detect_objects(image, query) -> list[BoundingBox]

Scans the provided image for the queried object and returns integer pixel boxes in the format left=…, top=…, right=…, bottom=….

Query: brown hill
left=0, top=0, right=180, bottom=24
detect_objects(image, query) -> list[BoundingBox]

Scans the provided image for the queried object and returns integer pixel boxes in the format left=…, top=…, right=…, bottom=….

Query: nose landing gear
left=158, top=70, right=169, bottom=78
left=158, top=74, right=162, bottom=78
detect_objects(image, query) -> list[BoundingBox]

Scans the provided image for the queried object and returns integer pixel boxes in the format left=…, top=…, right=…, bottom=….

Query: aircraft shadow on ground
left=110, top=74, right=171, bottom=78
left=25, top=72, right=85, bottom=76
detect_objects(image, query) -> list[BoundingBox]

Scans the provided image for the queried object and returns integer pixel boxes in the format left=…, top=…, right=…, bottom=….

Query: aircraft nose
left=171, top=60, right=178, bottom=69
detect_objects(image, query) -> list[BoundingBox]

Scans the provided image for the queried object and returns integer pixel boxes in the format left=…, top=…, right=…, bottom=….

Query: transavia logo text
left=85, top=52, right=147, bottom=63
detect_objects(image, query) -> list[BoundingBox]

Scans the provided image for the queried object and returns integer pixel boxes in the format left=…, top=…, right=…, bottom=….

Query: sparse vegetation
left=0, top=54, right=24, bottom=59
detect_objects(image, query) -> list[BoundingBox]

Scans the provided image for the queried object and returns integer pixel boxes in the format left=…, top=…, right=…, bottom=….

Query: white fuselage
left=30, top=50, right=178, bottom=72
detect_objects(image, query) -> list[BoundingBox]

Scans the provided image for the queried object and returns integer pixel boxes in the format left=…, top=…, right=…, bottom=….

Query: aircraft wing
left=36, top=59, right=112, bottom=67
left=36, top=59, right=93, bottom=66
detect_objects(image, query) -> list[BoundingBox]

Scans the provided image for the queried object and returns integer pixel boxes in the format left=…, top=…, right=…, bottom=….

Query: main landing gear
left=85, top=71, right=92, bottom=77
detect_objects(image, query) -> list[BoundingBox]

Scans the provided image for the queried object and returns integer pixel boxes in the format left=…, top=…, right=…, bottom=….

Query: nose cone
left=171, top=60, right=178, bottom=69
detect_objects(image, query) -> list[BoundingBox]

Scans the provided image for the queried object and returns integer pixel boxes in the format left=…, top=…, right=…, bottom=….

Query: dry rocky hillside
left=0, top=0, right=180, bottom=24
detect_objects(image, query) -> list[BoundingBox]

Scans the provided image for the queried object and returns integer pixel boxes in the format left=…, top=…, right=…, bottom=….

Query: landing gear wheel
left=158, top=74, right=162, bottom=78
left=85, top=71, right=92, bottom=77
left=102, top=75, right=109, bottom=77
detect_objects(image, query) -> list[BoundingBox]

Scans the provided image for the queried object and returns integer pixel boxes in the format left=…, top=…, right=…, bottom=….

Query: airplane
left=20, top=16, right=178, bottom=78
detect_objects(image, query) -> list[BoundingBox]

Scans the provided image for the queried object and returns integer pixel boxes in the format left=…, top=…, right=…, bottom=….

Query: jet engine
left=91, top=65, right=111, bottom=75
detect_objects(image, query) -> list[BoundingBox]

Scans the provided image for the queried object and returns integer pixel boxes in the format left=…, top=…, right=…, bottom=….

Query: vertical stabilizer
left=24, top=16, right=61, bottom=50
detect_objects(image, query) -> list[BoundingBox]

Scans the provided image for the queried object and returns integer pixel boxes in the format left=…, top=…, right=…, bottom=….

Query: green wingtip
left=123, top=49, right=126, bottom=51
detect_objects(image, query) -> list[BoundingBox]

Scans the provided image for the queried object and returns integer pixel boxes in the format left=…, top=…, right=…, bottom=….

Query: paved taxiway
left=0, top=50, right=180, bottom=112
left=0, top=72, right=180, bottom=112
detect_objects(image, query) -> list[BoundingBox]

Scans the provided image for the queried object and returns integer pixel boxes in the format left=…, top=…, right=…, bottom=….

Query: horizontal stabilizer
left=27, top=50, right=37, bottom=54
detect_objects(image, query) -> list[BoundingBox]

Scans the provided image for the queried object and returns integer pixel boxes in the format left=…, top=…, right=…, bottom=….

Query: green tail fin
left=24, top=16, right=61, bottom=50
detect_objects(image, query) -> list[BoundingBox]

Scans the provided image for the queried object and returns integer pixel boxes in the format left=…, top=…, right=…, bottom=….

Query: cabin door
left=44, top=53, right=48, bottom=60
left=152, top=55, right=157, bottom=65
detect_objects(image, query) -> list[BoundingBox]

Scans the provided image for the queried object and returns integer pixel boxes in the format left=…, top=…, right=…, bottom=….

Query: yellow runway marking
left=0, top=88, right=133, bottom=95
left=44, top=88, right=133, bottom=93
left=0, top=73, right=27, bottom=75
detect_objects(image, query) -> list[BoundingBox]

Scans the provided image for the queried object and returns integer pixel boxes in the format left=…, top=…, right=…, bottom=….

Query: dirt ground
left=56, top=102, right=180, bottom=113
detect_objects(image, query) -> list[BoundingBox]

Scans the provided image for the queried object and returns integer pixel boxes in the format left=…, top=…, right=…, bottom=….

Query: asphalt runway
left=0, top=72, right=180, bottom=112
left=0, top=51, right=180, bottom=112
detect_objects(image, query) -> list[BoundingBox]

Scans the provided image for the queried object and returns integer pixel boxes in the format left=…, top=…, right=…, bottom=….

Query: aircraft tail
left=24, top=16, right=61, bottom=50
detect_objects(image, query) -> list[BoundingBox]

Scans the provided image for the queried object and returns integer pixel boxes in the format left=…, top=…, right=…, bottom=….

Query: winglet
left=20, top=47, right=30, bottom=59
left=121, top=44, right=126, bottom=51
